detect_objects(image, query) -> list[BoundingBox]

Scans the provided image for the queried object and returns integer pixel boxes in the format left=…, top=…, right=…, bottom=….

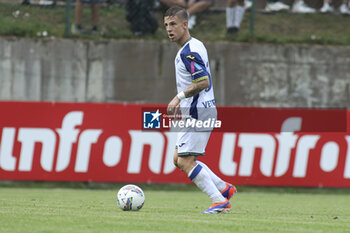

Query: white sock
left=188, top=164, right=226, bottom=203
left=226, top=7, right=235, bottom=28
left=196, top=161, right=226, bottom=192
left=234, top=6, right=245, bottom=28
left=188, top=14, right=197, bottom=30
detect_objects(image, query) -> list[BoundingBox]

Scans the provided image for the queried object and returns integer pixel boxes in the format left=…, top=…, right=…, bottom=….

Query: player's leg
left=195, top=161, right=225, bottom=190
left=173, top=148, right=179, bottom=168
left=185, top=132, right=231, bottom=194
left=177, top=155, right=228, bottom=206
left=176, top=154, right=197, bottom=173
left=196, top=160, right=237, bottom=200
left=176, top=131, right=229, bottom=213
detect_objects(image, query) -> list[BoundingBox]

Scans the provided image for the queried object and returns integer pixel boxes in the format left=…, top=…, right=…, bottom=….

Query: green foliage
left=0, top=186, right=350, bottom=233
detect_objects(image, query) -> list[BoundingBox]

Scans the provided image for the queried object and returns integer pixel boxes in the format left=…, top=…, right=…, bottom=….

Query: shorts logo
left=143, top=109, right=162, bottom=129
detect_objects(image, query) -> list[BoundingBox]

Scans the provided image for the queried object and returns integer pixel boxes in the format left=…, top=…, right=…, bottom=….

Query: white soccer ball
left=116, top=184, right=145, bottom=211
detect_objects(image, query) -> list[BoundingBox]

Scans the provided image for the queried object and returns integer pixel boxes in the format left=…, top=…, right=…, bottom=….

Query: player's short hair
left=164, top=6, right=188, bottom=21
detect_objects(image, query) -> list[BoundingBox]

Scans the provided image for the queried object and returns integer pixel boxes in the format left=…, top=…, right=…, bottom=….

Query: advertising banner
left=0, top=101, right=349, bottom=187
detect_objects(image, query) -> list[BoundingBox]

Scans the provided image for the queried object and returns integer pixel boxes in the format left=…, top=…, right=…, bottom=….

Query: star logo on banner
left=151, top=109, right=161, bottom=122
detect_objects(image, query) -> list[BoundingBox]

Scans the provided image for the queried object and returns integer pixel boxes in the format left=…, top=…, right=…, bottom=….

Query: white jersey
left=174, top=37, right=217, bottom=122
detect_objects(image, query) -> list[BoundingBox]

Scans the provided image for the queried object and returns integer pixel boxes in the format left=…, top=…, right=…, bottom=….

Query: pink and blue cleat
left=221, top=183, right=237, bottom=201
left=201, top=183, right=237, bottom=214
left=201, top=199, right=231, bottom=214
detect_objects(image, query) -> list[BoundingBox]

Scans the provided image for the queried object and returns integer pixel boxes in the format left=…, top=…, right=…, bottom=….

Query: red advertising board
left=0, top=101, right=349, bottom=187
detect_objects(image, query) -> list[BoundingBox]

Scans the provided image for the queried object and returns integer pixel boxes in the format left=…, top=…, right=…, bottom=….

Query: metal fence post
left=64, top=0, right=72, bottom=38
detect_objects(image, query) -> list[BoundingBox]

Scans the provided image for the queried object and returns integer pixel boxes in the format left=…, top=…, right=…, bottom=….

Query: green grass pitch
left=0, top=186, right=350, bottom=233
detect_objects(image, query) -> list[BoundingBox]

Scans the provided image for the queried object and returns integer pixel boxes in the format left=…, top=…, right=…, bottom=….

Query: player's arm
left=167, top=51, right=210, bottom=115
left=167, top=79, right=209, bottom=115
left=184, top=78, right=210, bottom=97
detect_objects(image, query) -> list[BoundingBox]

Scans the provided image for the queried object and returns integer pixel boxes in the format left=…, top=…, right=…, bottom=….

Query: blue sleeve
left=180, top=51, right=210, bottom=83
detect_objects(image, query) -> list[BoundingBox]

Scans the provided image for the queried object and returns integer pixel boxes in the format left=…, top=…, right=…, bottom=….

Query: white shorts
left=176, top=130, right=211, bottom=157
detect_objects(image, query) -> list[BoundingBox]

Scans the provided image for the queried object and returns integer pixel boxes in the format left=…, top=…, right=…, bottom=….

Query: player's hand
left=174, top=103, right=181, bottom=119
left=167, top=96, right=180, bottom=116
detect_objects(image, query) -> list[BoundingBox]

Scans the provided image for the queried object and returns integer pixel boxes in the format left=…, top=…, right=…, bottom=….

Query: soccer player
left=164, top=6, right=237, bottom=214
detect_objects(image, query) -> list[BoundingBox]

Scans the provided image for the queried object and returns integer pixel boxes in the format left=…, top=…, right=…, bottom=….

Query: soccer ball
left=116, top=184, right=145, bottom=211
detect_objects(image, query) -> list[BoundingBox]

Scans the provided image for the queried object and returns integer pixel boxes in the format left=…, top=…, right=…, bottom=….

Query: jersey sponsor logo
left=193, top=62, right=202, bottom=70
left=202, top=99, right=216, bottom=108
left=191, top=61, right=203, bottom=74
left=186, top=55, right=195, bottom=59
